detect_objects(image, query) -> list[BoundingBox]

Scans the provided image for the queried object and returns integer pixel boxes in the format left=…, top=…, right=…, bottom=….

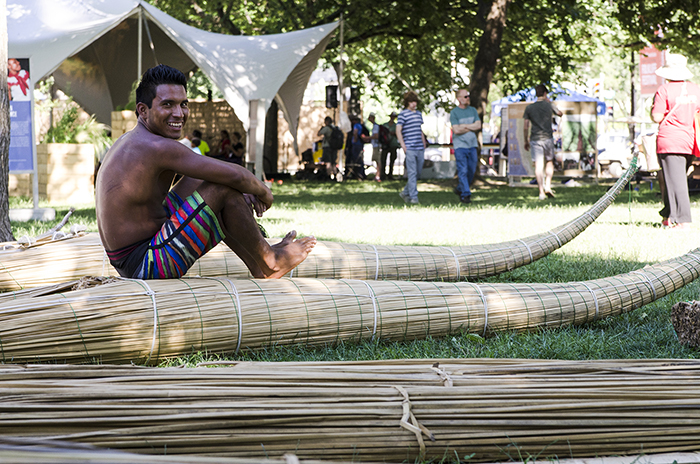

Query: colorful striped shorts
left=106, top=191, right=225, bottom=279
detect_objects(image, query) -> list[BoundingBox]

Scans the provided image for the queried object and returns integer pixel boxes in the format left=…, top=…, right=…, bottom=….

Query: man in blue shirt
left=450, top=89, right=481, bottom=204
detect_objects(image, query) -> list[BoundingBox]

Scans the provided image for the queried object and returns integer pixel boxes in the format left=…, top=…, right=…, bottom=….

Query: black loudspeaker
left=348, top=86, right=360, bottom=116
left=325, top=85, right=338, bottom=108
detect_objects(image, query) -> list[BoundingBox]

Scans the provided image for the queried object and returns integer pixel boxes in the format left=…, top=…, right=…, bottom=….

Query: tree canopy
left=147, top=0, right=642, bottom=118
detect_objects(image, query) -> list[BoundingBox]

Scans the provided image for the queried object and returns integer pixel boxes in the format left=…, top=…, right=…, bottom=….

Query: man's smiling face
left=140, top=84, right=189, bottom=139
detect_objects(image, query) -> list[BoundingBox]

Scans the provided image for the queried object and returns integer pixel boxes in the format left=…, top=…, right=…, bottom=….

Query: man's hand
left=245, top=188, right=273, bottom=218
left=524, top=140, right=530, bottom=151
left=244, top=193, right=267, bottom=217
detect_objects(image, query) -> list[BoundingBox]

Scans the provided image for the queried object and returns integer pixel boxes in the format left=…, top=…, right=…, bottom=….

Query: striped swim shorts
left=106, top=191, right=225, bottom=279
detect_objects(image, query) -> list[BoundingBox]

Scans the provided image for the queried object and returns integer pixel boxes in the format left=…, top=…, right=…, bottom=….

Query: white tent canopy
left=7, top=0, right=338, bottom=154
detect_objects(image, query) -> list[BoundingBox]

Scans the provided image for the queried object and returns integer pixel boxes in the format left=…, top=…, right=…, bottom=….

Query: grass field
left=9, top=173, right=700, bottom=365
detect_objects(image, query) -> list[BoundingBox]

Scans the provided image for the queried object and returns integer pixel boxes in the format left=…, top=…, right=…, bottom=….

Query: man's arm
left=453, top=121, right=482, bottom=135
left=161, top=138, right=272, bottom=208
left=523, top=119, right=531, bottom=151
left=396, top=124, right=406, bottom=151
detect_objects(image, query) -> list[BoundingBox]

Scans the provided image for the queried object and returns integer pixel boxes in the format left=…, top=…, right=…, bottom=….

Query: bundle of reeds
left=0, top=438, right=342, bottom=464
left=0, top=158, right=638, bottom=292
left=1, top=244, right=697, bottom=365
left=1, top=359, right=700, bottom=462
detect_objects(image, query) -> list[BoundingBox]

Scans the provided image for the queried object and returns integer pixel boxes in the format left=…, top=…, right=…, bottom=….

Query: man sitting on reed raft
left=96, top=65, right=316, bottom=279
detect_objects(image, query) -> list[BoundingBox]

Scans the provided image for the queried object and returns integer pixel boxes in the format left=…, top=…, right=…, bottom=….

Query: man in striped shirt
left=396, top=91, right=427, bottom=204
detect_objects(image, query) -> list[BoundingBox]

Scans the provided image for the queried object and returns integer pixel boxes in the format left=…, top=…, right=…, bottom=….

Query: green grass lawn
left=9, top=174, right=700, bottom=365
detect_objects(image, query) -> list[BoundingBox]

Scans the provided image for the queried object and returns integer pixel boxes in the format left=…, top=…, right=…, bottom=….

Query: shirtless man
left=96, top=65, right=316, bottom=279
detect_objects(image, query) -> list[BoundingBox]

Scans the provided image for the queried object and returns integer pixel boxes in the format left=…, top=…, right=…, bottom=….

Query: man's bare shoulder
left=105, top=124, right=189, bottom=167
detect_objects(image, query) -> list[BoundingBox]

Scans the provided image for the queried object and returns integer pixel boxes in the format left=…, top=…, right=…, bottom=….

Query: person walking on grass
left=96, top=64, right=316, bottom=280
left=317, top=116, right=339, bottom=179
left=397, top=91, right=427, bottom=204
left=450, top=89, right=482, bottom=204
left=523, top=84, right=562, bottom=200
left=652, top=52, right=700, bottom=230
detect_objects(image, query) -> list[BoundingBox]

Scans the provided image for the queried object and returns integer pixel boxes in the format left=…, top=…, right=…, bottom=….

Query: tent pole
left=137, top=7, right=143, bottom=79
left=339, top=13, right=344, bottom=107
left=255, top=98, right=266, bottom=181
left=338, top=13, right=344, bottom=179
left=248, top=99, right=266, bottom=181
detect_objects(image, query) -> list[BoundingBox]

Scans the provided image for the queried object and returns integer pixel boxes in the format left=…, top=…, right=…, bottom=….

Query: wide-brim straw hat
left=656, top=52, right=693, bottom=81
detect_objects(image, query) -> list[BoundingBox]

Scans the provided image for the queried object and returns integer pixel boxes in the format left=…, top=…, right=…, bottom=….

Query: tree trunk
left=0, top=0, right=15, bottom=242
left=263, top=98, right=279, bottom=175
left=469, top=0, right=509, bottom=120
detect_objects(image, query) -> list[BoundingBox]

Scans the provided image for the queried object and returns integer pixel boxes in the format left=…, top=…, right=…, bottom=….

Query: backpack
left=378, top=124, right=390, bottom=147
left=329, top=126, right=345, bottom=150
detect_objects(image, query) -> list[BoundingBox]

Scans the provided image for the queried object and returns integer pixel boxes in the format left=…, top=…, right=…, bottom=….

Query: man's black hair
left=535, top=84, right=548, bottom=97
left=136, top=64, right=188, bottom=109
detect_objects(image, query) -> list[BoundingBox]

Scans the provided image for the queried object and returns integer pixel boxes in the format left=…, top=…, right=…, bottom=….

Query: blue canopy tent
left=491, top=86, right=606, bottom=117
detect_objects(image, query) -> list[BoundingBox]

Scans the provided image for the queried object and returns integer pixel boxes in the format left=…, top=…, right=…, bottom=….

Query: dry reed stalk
left=0, top=437, right=347, bottom=464
left=0, top=359, right=699, bottom=462
left=0, top=159, right=639, bottom=292
left=0, top=244, right=697, bottom=365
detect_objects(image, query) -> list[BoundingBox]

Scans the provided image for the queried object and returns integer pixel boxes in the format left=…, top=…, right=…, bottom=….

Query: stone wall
left=9, top=143, right=95, bottom=204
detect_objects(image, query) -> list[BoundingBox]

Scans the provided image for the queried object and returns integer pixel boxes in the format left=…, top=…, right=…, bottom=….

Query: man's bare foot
left=271, top=230, right=298, bottom=249
left=264, top=231, right=317, bottom=278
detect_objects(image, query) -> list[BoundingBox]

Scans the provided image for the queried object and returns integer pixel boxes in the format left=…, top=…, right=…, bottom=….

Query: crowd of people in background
left=175, top=53, right=700, bottom=222
left=179, top=128, right=245, bottom=166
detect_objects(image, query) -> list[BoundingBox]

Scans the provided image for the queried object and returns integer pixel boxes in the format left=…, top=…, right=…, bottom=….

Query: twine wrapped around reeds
left=1, top=359, right=700, bottom=462
left=0, top=158, right=639, bottom=292
left=1, top=243, right=697, bottom=365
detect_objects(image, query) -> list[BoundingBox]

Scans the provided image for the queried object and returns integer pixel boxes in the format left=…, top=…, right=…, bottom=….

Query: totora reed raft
left=0, top=158, right=639, bottom=291
left=1, top=245, right=698, bottom=364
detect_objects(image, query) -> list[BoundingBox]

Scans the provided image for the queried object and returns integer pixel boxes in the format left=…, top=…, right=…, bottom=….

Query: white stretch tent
left=7, top=0, right=338, bottom=174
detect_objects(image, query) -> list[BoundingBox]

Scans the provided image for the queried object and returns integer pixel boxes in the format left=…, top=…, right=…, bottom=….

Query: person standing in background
left=367, top=112, right=382, bottom=182
left=523, top=84, right=562, bottom=200
left=382, top=111, right=400, bottom=180
left=396, top=91, right=427, bottom=205
left=317, top=116, right=338, bottom=179
left=652, top=52, right=700, bottom=230
left=450, top=89, right=482, bottom=204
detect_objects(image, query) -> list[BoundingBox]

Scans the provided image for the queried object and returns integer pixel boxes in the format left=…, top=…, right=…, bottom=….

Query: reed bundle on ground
left=1, top=359, right=700, bottom=462
left=0, top=160, right=638, bottom=292
left=0, top=437, right=339, bottom=464
left=1, top=244, right=697, bottom=365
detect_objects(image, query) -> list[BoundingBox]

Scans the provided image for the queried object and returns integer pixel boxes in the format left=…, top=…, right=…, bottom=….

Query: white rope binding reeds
left=0, top=246, right=697, bottom=365
left=1, top=359, right=700, bottom=462
left=0, top=158, right=639, bottom=291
